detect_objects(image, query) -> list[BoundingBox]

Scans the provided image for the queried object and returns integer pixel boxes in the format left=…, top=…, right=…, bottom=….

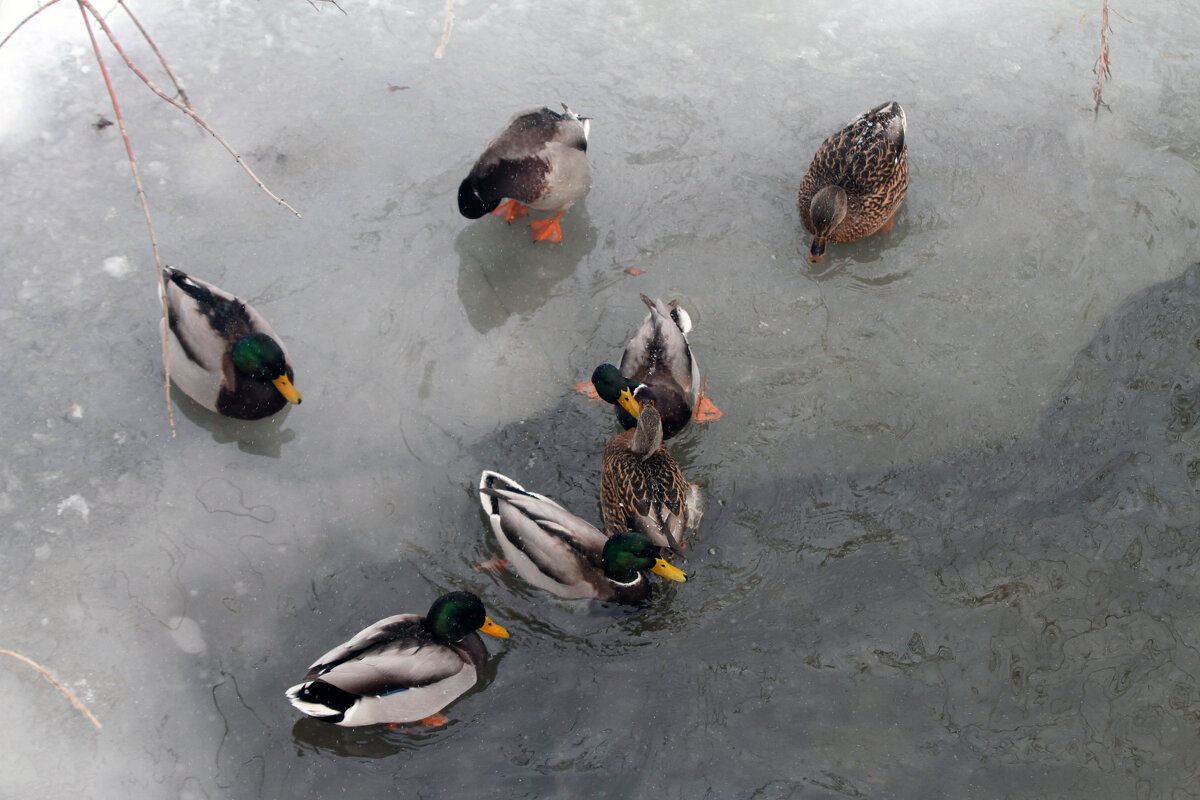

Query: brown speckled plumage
left=798, top=101, right=908, bottom=259
left=600, top=407, right=698, bottom=553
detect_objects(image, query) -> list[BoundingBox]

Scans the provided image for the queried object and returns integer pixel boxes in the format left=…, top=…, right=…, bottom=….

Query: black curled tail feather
left=288, top=680, right=356, bottom=722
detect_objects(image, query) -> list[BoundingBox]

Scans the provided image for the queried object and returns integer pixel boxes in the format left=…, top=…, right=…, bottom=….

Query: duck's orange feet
left=879, top=213, right=896, bottom=235
left=575, top=379, right=600, bottom=399
left=492, top=200, right=529, bottom=223
left=418, top=713, right=451, bottom=727
left=693, top=378, right=723, bottom=422
left=476, top=556, right=508, bottom=572
left=529, top=211, right=565, bottom=243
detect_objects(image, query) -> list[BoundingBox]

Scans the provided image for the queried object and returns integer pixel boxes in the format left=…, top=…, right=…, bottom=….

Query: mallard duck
left=286, top=591, right=509, bottom=727
left=457, top=105, right=592, bottom=243
left=478, top=470, right=686, bottom=603
left=591, top=295, right=721, bottom=440
left=600, top=405, right=702, bottom=553
left=159, top=266, right=301, bottom=420
left=798, top=101, right=908, bottom=262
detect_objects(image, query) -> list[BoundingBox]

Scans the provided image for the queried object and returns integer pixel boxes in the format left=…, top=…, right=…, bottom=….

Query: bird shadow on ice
left=454, top=204, right=597, bottom=334
left=171, top=389, right=297, bottom=457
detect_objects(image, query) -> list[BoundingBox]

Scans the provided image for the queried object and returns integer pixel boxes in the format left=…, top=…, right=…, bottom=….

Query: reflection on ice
left=454, top=204, right=597, bottom=333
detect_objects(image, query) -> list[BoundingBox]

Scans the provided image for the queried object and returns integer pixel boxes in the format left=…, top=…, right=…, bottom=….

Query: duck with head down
left=798, top=101, right=908, bottom=262
left=458, top=105, right=592, bottom=243
left=590, top=294, right=720, bottom=441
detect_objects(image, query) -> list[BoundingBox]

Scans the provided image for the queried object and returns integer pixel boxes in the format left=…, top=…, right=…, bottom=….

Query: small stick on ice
left=435, top=0, right=454, bottom=59
left=0, top=649, right=102, bottom=730
left=1092, top=0, right=1113, bottom=116
left=78, top=2, right=177, bottom=436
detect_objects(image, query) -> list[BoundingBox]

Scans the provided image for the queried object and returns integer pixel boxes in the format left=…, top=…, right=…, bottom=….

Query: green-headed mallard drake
left=591, top=295, right=721, bottom=440
left=457, top=105, right=592, bottom=243
left=601, top=405, right=702, bottom=553
left=286, top=591, right=508, bottom=727
left=479, top=470, right=685, bottom=603
left=160, top=266, right=301, bottom=420
left=798, top=101, right=908, bottom=262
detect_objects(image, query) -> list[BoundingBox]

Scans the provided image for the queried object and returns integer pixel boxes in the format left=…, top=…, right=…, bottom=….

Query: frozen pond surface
left=2, top=0, right=1200, bottom=797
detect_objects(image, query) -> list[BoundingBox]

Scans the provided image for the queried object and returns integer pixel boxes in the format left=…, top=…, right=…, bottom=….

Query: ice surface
left=2, top=0, right=1200, bottom=798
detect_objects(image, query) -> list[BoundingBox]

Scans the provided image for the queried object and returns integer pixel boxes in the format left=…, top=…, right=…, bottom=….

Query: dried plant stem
left=1092, top=0, right=1113, bottom=115
left=435, top=0, right=454, bottom=59
left=116, top=0, right=190, bottom=107
left=0, top=649, right=102, bottom=730
left=79, top=1, right=177, bottom=435
left=76, top=0, right=300, bottom=217
left=0, top=0, right=65, bottom=49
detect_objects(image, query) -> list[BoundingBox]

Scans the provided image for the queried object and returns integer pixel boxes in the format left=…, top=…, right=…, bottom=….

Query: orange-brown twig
left=435, top=0, right=454, bottom=59
left=76, top=0, right=301, bottom=218
left=0, top=0, right=65, bottom=49
left=1092, top=0, right=1113, bottom=115
left=0, top=649, right=102, bottom=730
left=79, top=0, right=177, bottom=435
left=117, top=0, right=190, bottom=107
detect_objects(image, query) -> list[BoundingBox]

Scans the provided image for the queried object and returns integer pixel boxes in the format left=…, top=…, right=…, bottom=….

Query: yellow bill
left=272, top=374, right=303, bottom=405
left=479, top=617, right=510, bottom=639
left=651, top=558, right=687, bottom=583
left=617, top=386, right=643, bottom=419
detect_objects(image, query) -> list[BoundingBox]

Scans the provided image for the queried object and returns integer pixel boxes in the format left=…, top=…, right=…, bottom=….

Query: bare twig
left=0, top=649, right=102, bottom=730
left=307, top=0, right=347, bottom=13
left=434, top=0, right=454, bottom=59
left=0, top=0, right=65, bottom=50
left=1092, top=0, right=1113, bottom=115
left=116, top=0, right=190, bottom=107
left=76, top=0, right=301, bottom=217
left=79, top=1, right=177, bottom=435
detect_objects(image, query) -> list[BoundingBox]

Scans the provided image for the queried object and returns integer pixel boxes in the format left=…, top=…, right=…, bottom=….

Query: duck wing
left=303, top=615, right=472, bottom=695
left=479, top=471, right=608, bottom=591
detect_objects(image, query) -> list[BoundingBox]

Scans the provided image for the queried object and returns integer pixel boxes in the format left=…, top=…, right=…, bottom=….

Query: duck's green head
left=591, top=364, right=643, bottom=418
left=808, top=185, right=848, bottom=262
left=232, top=333, right=302, bottom=404
left=426, top=591, right=509, bottom=642
left=602, top=531, right=687, bottom=584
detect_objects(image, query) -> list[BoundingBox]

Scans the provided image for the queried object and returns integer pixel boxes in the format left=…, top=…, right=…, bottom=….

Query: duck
left=285, top=591, right=509, bottom=727
left=798, top=101, right=908, bottom=262
left=478, top=470, right=686, bottom=603
left=159, top=266, right=301, bottom=420
left=601, top=405, right=703, bottom=553
left=590, top=295, right=721, bottom=440
left=457, top=105, right=592, bottom=243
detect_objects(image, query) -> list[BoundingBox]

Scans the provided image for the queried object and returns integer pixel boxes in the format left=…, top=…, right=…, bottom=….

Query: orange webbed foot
left=575, top=378, right=600, bottom=399
left=492, top=200, right=529, bottom=223
left=417, top=713, right=451, bottom=728
left=529, top=211, right=565, bottom=243
left=475, top=556, right=508, bottom=572
left=693, top=378, right=723, bottom=423
left=879, top=213, right=896, bottom=235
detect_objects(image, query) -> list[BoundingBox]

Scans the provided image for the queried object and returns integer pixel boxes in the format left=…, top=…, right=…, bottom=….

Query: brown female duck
left=798, top=101, right=908, bottom=262
left=600, top=405, right=702, bottom=553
